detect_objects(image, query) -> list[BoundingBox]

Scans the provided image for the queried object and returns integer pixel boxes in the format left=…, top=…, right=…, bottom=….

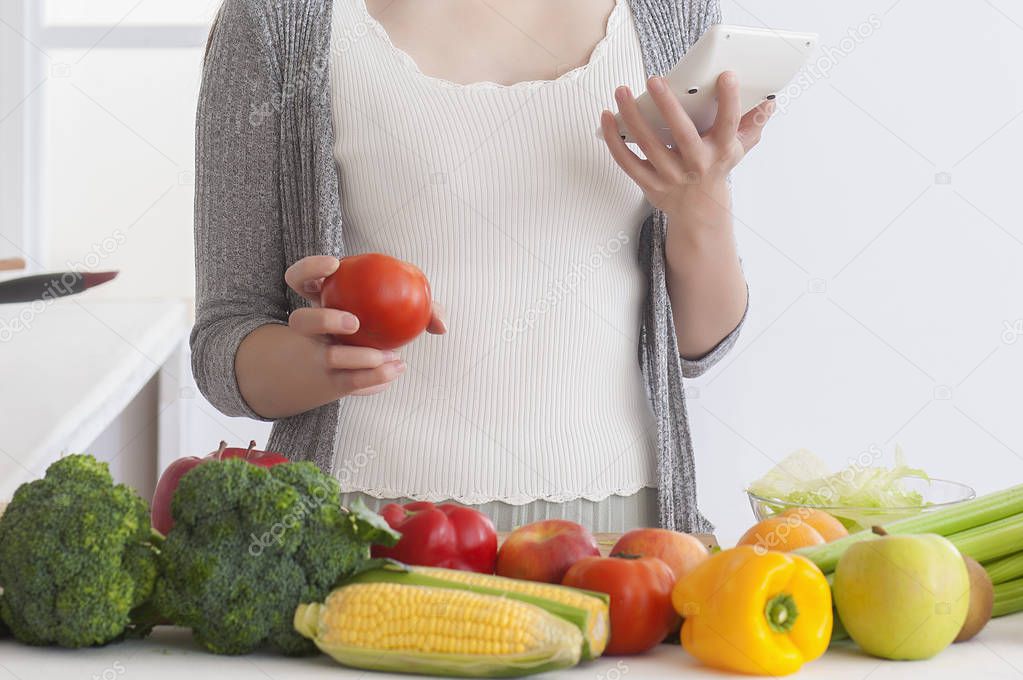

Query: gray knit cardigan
left=191, top=0, right=744, bottom=533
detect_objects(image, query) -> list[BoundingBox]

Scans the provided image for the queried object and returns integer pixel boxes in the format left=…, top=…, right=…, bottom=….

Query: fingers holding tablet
left=601, top=24, right=818, bottom=146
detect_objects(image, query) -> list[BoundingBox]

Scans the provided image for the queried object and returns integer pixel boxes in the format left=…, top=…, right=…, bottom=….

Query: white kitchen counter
left=0, top=297, right=190, bottom=498
left=0, top=616, right=1020, bottom=680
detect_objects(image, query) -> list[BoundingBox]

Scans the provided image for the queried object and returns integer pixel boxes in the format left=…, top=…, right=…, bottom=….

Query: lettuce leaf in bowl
left=749, top=446, right=929, bottom=509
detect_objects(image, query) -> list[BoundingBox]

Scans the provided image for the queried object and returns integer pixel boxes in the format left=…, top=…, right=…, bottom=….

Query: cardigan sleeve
left=675, top=0, right=748, bottom=379
left=189, top=0, right=288, bottom=420
left=678, top=282, right=748, bottom=378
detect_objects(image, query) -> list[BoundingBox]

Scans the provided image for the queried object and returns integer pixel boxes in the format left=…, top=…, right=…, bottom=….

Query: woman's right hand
left=284, top=255, right=407, bottom=397
left=237, top=255, right=447, bottom=418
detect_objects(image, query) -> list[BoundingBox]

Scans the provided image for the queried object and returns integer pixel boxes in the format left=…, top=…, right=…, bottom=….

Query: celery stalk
left=944, top=513, right=1023, bottom=564
left=992, top=577, right=1023, bottom=618
left=985, top=552, right=1023, bottom=585
left=797, top=484, right=1023, bottom=573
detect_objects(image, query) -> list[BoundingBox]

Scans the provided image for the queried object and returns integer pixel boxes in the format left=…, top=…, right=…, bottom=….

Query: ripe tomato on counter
left=321, top=253, right=432, bottom=350
left=562, top=554, right=678, bottom=655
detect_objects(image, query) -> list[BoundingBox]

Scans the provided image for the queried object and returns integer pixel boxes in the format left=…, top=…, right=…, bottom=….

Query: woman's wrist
left=236, top=324, right=332, bottom=419
left=664, top=199, right=737, bottom=264
left=662, top=175, right=732, bottom=237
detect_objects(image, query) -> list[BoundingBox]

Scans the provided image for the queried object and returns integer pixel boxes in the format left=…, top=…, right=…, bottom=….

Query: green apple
left=833, top=529, right=969, bottom=660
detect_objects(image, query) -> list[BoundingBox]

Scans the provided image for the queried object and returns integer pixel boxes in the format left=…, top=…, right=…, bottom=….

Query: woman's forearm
left=236, top=324, right=345, bottom=419
left=600, top=72, right=772, bottom=362
left=664, top=201, right=748, bottom=360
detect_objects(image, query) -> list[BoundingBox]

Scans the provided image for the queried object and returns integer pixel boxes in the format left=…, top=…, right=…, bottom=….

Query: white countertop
left=0, top=297, right=190, bottom=497
left=0, top=616, right=1020, bottom=680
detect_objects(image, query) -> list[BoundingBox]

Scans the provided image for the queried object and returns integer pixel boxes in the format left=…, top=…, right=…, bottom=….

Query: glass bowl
left=746, top=477, right=976, bottom=533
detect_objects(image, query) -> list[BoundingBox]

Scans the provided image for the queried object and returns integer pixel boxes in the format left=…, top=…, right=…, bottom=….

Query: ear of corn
left=346, top=564, right=609, bottom=659
left=294, top=582, right=583, bottom=677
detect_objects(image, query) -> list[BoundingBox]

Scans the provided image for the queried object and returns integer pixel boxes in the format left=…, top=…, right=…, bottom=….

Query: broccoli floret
left=155, top=459, right=396, bottom=655
left=0, top=455, right=159, bottom=647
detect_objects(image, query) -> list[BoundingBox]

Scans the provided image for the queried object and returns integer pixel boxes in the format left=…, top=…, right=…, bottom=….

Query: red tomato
left=562, top=555, right=678, bottom=655
left=321, top=253, right=432, bottom=350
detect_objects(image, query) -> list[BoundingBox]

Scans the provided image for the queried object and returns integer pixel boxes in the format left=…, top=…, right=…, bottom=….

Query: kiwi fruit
left=955, top=555, right=994, bottom=643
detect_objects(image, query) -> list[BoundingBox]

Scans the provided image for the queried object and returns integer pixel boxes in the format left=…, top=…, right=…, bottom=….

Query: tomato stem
left=764, top=593, right=799, bottom=633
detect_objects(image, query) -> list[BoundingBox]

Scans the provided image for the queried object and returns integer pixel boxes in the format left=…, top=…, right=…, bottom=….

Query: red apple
left=207, top=440, right=290, bottom=466
left=151, top=441, right=289, bottom=535
left=610, top=528, right=709, bottom=583
left=496, top=519, right=600, bottom=583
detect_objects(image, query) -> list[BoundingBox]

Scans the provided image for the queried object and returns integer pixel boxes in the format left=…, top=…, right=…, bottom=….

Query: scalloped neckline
left=354, top=0, right=625, bottom=90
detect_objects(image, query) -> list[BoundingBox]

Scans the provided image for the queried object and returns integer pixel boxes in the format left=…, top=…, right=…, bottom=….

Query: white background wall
left=6, top=0, right=1022, bottom=544
left=696, top=0, right=1023, bottom=541
left=0, top=1, right=32, bottom=261
left=42, top=47, right=204, bottom=300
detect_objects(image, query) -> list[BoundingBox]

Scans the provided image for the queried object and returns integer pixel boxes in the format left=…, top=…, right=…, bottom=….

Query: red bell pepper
left=151, top=441, right=289, bottom=535
left=371, top=501, right=498, bottom=573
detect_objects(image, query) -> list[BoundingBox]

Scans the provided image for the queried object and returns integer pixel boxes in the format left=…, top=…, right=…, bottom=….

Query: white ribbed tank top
left=328, top=0, right=657, bottom=505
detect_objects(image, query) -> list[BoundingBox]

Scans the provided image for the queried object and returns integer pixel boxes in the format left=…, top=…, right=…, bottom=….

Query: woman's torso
left=328, top=0, right=657, bottom=505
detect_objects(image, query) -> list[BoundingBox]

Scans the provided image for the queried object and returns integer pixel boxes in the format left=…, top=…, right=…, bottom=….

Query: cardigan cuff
left=190, top=314, right=287, bottom=421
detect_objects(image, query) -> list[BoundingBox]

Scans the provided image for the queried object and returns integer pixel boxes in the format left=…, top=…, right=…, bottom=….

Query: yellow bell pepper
left=672, top=546, right=832, bottom=676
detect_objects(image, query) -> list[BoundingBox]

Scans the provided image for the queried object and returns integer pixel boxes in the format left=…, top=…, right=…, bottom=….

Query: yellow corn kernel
left=318, top=583, right=577, bottom=657
left=410, top=565, right=609, bottom=657
left=413, top=566, right=598, bottom=607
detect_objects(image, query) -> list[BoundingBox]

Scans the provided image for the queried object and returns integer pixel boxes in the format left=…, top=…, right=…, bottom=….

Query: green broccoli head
left=0, top=455, right=159, bottom=647
left=155, top=459, right=394, bottom=655
left=0, top=594, right=8, bottom=639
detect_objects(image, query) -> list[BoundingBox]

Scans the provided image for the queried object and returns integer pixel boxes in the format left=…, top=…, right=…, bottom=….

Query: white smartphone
left=602, top=24, right=818, bottom=146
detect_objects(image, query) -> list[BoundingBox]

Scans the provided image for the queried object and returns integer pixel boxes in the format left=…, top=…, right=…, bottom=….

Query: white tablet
left=603, top=24, right=818, bottom=146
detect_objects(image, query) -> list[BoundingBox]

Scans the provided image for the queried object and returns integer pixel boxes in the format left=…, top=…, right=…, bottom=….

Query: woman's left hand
left=600, top=71, right=774, bottom=234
